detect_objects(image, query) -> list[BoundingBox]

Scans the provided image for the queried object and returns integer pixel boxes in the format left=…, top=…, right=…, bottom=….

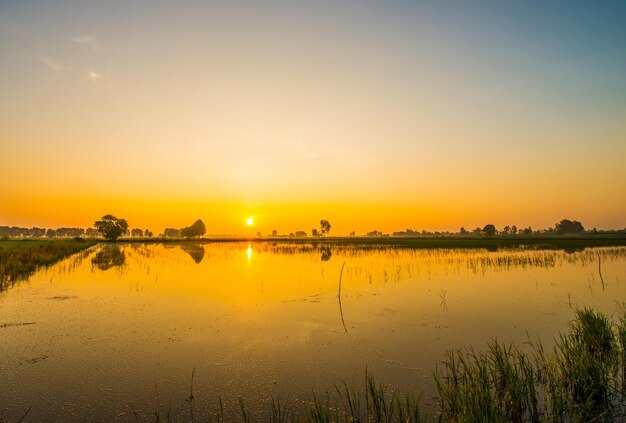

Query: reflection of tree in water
left=91, top=245, right=125, bottom=271
left=180, top=244, right=205, bottom=264
left=320, top=246, right=332, bottom=262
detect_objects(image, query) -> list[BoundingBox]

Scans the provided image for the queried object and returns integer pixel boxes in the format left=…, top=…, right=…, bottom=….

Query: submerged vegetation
left=0, top=238, right=98, bottom=291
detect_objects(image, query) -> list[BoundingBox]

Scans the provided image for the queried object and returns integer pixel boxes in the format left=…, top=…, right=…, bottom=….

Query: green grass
left=0, top=238, right=98, bottom=290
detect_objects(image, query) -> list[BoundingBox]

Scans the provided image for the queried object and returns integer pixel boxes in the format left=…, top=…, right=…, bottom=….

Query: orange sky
left=1, top=2, right=625, bottom=235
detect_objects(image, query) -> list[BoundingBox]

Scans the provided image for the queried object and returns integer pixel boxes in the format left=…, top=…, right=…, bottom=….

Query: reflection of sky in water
left=1, top=243, right=625, bottom=421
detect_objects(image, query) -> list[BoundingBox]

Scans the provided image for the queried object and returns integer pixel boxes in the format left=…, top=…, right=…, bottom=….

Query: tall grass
left=0, top=238, right=98, bottom=290
left=435, top=307, right=626, bottom=422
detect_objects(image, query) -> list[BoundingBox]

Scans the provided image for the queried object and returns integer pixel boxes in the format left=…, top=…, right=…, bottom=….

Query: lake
left=1, top=242, right=625, bottom=421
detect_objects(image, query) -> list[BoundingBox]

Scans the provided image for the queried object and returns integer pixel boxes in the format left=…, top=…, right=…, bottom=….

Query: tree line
left=374, top=219, right=600, bottom=237
left=2, top=217, right=624, bottom=241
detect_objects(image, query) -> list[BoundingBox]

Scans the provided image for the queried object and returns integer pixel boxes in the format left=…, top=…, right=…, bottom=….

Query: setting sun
left=246, top=217, right=254, bottom=226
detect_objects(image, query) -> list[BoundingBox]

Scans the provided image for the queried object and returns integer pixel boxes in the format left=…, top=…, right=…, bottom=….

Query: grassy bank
left=0, top=238, right=99, bottom=290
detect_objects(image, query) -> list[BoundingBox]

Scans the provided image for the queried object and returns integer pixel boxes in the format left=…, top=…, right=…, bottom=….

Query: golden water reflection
left=1, top=243, right=625, bottom=421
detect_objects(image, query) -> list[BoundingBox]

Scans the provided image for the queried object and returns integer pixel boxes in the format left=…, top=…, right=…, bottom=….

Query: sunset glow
left=1, top=1, right=625, bottom=234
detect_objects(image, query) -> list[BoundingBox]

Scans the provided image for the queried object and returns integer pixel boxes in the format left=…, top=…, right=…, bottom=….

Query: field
left=0, top=238, right=99, bottom=290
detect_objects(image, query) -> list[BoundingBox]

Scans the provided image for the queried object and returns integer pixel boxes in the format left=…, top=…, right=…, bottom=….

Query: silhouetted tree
left=511, top=225, right=518, bottom=235
left=256, top=232, right=262, bottom=237
left=522, top=226, right=533, bottom=235
left=164, top=228, right=181, bottom=237
left=482, top=224, right=497, bottom=237
left=131, top=228, right=144, bottom=237
left=502, top=226, right=511, bottom=235
left=145, top=229, right=153, bottom=238
left=56, top=228, right=84, bottom=237
left=30, top=227, right=45, bottom=237
left=555, top=219, right=585, bottom=234
left=94, top=215, right=129, bottom=241
left=272, top=229, right=278, bottom=237
left=350, top=231, right=356, bottom=237
left=320, top=219, right=331, bottom=237
left=181, top=219, right=206, bottom=238
left=459, top=227, right=469, bottom=235
left=312, top=228, right=319, bottom=237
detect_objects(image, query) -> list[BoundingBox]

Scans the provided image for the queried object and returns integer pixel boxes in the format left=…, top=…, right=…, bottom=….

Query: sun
left=246, top=217, right=254, bottom=226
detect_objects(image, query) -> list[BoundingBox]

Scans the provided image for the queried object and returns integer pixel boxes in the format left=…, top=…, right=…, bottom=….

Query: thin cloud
left=71, top=34, right=97, bottom=45
left=37, top=55, right=65, bottom=72
left=86, top=69, right=107, bottom=81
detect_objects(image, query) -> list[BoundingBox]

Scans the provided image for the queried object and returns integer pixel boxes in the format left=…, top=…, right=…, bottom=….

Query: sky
left=1, top=1, right=625, bottom=235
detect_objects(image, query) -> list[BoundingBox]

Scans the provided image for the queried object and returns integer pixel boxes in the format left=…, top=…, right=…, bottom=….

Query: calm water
left=1, top=242, right=625, bottom=421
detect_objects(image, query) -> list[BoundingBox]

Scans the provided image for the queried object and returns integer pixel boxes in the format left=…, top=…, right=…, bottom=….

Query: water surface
left=1, top=242, right=624, bottom=421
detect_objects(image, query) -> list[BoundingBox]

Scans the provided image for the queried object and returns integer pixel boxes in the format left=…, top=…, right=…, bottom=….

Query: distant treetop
left=181, top=219, right=206, bottom=238
left=94, top=215, right=128, bottom=241
left=555, top=219, right=585, bottom=234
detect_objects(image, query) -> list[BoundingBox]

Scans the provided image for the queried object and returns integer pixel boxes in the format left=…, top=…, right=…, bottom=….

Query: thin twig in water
left=187, top=367, right=196, bottom=423
left=598, top=254, right=605, bottom=291
left=0, top=322, right=35, bottom=328
left=16, top=407, right=31, bottom=423
left=440, top=289, right=448, bottom=311
left=338, top=261, right=348, bottom=333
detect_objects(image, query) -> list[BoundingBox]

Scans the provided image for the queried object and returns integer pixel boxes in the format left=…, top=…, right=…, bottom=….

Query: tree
left=555, top=219, right=585, bottom=234
left=511, top=225, right=518, bottom=235
left=320, top=219, right=331, bottom=237
left=482, top=224, right=497, bottom=237
left=94, top=215, right=129, bottom=241
left=164, top=228, right=181, bottom=237
left=131, top=228, right=144, bottom=237
left=502, top=226, right=511, bottom=235
left=312, top=228, right=319, bottom=237
left=459, top=227, right=469, bottom=235
left=181, top=219, right=206, bottom=238
left=145, top=229, right=153, bottom=238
